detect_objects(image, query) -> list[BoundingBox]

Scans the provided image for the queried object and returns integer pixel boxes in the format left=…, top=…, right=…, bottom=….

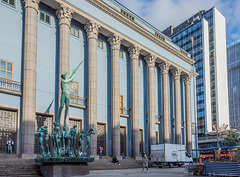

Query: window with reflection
left=1, top=0, right=15, bottom=7
left=39, top=11, right=51, bottom=25
left=70, top=81, right=79, bottom=104
left=0, top=60, right=13, bottom=80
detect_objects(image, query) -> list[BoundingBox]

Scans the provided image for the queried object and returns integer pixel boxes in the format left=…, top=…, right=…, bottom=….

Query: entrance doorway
left=139, top=129, right=144, bottom=154
left=34, top=114, right=53, bottom=154
left=120, top=126, right=126, bottom=155
left=69, top=119, right=82, bottom=133
left=97, top=123, right=106, bottom=156
left=0, top=109, right=17, bottom=154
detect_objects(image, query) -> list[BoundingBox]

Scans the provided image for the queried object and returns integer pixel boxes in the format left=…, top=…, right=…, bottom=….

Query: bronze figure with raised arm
left=58, top=61, right=83, bottom=130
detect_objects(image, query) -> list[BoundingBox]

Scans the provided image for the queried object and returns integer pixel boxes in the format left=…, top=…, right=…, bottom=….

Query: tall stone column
left=128, top=45, right=140, bottom=158
left=56, top=5, right=74, bottom=125
left=172, top=68, right=182, bottom=144
left=160, top=62, right=170, bottom=143
left=108, top=35, right=122, bottom=157
left=84, top=21, right=100, bottom=156
left=21, top=0, right=40, bottom=159
left=145, top=54, right=156, bottom=151
left=184, top=74, right=192, bottom=152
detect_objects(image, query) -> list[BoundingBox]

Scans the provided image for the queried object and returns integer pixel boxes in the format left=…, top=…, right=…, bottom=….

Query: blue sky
left=117, top=0, right=240, bottom=45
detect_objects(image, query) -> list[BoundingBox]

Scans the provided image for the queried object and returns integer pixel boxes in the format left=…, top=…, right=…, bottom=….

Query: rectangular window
left=97, top=40, right=103, bottom=49
left=45, top=15, right=50, bottom=24
left=0, top=59, right=13, bottom=80
left=39, top=11, right=51, bottom=25
left=70, top=26, right=79, bottom=38
left=1, top=0, right=15, bottom=7
left=120, top=95, right=124, bottom=114
left=70, top=81, right=79, bottom=104
left=119, top=51, right=123, bottom=58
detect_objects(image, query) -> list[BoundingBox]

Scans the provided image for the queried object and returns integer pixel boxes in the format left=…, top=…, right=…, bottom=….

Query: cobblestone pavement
left=80, top=167, right=205, bottom=177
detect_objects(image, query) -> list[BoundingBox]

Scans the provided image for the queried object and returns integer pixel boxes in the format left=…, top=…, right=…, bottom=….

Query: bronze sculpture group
left=35, top=122, right=95, bottom=158
left=35, top=62, right=96, bottom=159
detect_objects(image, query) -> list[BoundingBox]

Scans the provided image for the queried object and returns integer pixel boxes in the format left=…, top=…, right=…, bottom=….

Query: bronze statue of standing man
left=58, top=62, right=83, bottom=130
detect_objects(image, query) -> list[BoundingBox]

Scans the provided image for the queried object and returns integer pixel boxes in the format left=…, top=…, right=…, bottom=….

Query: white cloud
left=117, top=0, right=240, bottom=44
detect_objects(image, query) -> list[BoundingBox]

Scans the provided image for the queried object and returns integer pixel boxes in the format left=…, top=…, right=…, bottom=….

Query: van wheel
left=178, top=164, right=182, bottom=167
left=158, top=166, right=163, bottom=168
left=169, top=163, right=173, bottom=168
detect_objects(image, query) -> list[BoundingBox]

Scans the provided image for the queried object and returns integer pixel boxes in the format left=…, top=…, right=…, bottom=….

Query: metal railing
left=198, top=135, right=225, bottom=141
left=120, top=107, right=131, bottom=115
left=69, top=95, right=87, bottom=107
left=0, top=78, right=21, bottom=92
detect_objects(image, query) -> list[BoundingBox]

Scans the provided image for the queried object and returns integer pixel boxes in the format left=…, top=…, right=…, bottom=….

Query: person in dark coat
left=112, top=156, right=120, bottom=165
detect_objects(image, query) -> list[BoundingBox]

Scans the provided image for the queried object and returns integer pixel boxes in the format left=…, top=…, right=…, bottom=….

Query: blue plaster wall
left=36, top=4, right=58, bottom=115
left=0, top=0, right=23, bottom=108
left=119, top=45, right=131, bottom=155
left=139, top=55, right=148, bottom=154
left=96, top=34, right=112, bottom=154
left=69, top=19, right=88, bottom=119
left=69, top=20, right=88, bottom=100
left=119, top=46, right=131, bottom=112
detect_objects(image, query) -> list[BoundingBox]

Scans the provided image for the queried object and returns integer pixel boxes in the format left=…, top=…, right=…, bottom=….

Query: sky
left=117, top=0, right=240, bottom=45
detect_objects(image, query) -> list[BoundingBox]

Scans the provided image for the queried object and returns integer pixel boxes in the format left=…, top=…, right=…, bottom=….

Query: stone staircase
left=0, top=154, right=144, bottom=176
left=0, top=154, right=42, bottom=177
left=88, top=156, right=143, bottom=170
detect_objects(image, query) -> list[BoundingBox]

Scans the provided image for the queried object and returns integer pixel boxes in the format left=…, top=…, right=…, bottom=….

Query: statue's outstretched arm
left=67, top=61, right=83, bottom=82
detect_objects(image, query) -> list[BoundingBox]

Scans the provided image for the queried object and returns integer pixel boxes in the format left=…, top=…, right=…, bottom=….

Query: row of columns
left=21, top=0, right=192, bottom=158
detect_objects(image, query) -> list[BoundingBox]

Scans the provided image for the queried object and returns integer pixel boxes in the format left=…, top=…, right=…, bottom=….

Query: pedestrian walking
left=99, top=146, right=103, bottom=159
left=142, top=154, right=148, bottom=172
left=6, top=138, right=14, bottom=154
left=122, top=153, right=126, bottom=160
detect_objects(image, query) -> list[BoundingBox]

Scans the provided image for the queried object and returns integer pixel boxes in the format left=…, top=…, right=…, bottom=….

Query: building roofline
left=164, top=6, right=224, bottom=38
left=112, top=0, right=171, bottom=40
left=170, top=18, right=203, bottom=38
left=227, top=39, right=240, bottom=48
left=85, top=0, right=194, bottom=64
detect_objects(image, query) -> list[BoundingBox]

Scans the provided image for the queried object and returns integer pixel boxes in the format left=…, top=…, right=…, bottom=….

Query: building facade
left=0, top=0, right=197, bottom=158
left=163, top=7, right=229, bottom=148
left=227, top=40, right=240, bottom=128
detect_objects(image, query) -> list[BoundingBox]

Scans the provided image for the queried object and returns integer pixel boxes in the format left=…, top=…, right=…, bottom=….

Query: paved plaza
left=80, top=167, right=204, bottom=177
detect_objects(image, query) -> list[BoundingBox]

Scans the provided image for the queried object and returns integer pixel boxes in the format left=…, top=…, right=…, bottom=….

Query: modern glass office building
left=163, top=7, right=229, bottom=147
left=227, top=40, right=240, bottom=128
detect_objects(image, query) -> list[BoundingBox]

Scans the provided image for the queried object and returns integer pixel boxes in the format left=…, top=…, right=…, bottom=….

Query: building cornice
left=86, top=0, right=195, bottom=65
left=53, top=0, right=196, bottom=76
